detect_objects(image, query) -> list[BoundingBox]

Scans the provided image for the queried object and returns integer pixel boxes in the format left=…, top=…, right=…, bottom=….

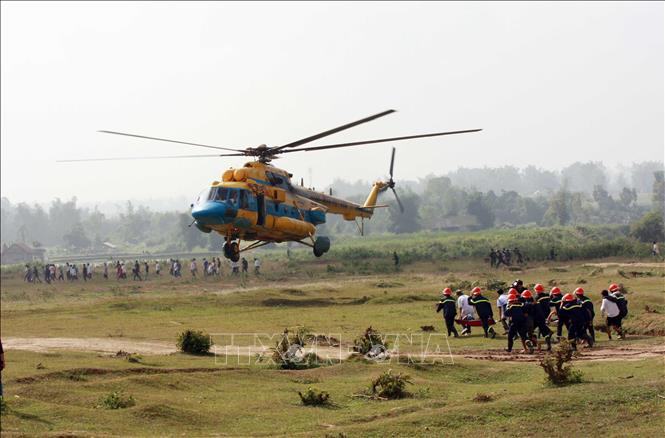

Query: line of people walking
left=436, top=279, right=629, bottom=353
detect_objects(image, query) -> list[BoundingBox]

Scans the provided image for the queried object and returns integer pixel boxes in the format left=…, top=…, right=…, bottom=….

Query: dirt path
left=583, top=262, right=664, bottom=268
left=4, top=337, right=664, bottom=363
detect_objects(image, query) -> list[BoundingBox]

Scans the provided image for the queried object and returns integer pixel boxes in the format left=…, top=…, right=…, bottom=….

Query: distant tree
left=618, top=187, right=637, bottom=209
left=466, top=192, right=495, bottom=229
left=179, top=213, right=207, bottom=250
left=653, top=171, right=665, bottom=212
left=561, top=162, right=607, bottom=194
left=630, top=210, right=665, bottom=242
left=387, top=191, right=422, bottom=234
left=631, top=162, right=664, bottom=193
left=63, top=222, right=91, bottom=249
left=592, top=185, right=615, bottom=211
left=543, top=189, right=571, bottom=225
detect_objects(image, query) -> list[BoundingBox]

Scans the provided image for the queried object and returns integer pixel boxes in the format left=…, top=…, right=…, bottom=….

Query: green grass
left=1, top=252, right=664, bottom=436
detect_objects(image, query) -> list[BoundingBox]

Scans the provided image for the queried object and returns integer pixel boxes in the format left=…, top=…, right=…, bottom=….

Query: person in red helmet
left=575, top=287, right=595, bottom=344
left=600, top=290, right=624, bottom=339
left=522, top=289, right=553, bottom=351
left=534, top=284, right=551, bottom=336
left=504, top=295, right=534, bottom=353
left=548, top=287, right=566, bottom=339
left=558, top=293, right=593, bottom=350
left=469, top=287, right=496, bottom=338
left=606, top=284, right=629, bottom=330
left=436, top=288, right=459, bottom=338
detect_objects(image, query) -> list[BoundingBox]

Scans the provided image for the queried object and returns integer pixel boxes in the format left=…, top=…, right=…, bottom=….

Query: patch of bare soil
left=457, top=343, right=665, bottom=362
left=5, top=337, right=663, bottom=364
left=3, top=337, right=176, bottom=355
left=584, top=262, right=664, bottom=268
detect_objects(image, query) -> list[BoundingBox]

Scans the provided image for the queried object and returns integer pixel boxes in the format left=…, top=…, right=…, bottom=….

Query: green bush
left=630, top=210, right=665, bottom=242
left=353, top=326, right=389, bottom=355
left=298, top=387, right=331, bottom=406
left=369, top=369, right=412, bottom=399
left=98, top=391, right=135, bottom=409
left=177, top=329, right=213, bottom=355
left=539, top=339, right=583, bottom=386
left=271, top=327, right=322, bottom=369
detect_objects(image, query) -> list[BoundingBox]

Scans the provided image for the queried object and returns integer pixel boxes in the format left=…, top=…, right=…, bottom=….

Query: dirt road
left=4, top=336, right=663, bottom=363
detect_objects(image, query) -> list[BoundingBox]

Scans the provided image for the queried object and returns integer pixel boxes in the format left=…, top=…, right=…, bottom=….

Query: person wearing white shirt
left=456, top=290, right=475, bottom=335
left=253, top=257, right=261, bottom=275
left=495, top=289, right=510, bottom=334
left=600, top=290, right=623, bottom=340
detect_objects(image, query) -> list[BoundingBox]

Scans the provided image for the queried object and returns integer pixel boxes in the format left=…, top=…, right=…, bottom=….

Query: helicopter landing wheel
left=312, top=236, right=330, bottom=258
left=223, top=241, right=240, bottom=261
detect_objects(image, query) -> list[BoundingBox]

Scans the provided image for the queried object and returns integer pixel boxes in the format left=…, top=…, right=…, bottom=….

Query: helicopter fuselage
left=191, top=161, right=382, bottom=249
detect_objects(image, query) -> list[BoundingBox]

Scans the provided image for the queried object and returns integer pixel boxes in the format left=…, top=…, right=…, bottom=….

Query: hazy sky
left=1, top=1, right=663, bottom=205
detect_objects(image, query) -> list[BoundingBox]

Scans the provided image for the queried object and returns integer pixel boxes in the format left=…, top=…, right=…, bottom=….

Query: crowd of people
left=488, top=247, right=525, bottom=267
left=436, top=279, right=629, bottom=353
left=22, top=256, right=262, bottom=283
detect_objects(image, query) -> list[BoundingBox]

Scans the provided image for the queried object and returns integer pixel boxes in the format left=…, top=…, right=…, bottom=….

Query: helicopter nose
left=191, top=201, right=236, bottom=225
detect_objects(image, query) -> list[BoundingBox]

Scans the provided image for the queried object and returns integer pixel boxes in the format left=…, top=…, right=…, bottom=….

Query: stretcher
left=455, top=318, right=496, bottom=327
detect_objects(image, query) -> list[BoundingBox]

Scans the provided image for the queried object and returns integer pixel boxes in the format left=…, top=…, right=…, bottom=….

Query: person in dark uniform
left=575, top=287, right=595, bottom=344
left=514, top=247, right=524, bottom=264
left=504, top=295, right=533, bottom=353
left=558, top=293, right=593, bottom=350
left=469, top=287, right=496, bottom=338
left=608, top=283, right=628, bottom=317
left=522, top=289, right=552, bottom=351
left=548, top=287, right=565, bottom=339
left=132, top=260, right=142, bottom=281
left=436, top=288, right=459, bottom=337
left=241, top=257, right=249, bottom=274
left=393, top=251, right=400, bottom=270
left=489, top=249, right=497, bottom=268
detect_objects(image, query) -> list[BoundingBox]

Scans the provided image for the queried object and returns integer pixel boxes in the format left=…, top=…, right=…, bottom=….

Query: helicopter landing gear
left=312, top=236, right=330, bottom=258
left=223, top=241, right=240, bottom=262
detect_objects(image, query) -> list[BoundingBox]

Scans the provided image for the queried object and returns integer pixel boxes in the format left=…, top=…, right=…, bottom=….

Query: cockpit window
left=208, top=187, right=228, bottom=202
left=228, top=189, right=239, bottom=206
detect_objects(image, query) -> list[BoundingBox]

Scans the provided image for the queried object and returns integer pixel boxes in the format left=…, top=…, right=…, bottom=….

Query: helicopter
left=60, top=110, right=481, bottom=261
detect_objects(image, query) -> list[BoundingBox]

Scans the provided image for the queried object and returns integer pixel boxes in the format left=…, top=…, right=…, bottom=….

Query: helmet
left=563, top=293, right=576, bottom=302
left=508, top=295, right=520, bottom=302
left=508, top=288, right=518, bottom=295
left=550, top=287, right=562, bottom=295
left=609, top=283, right=620, bottom=292
left=442, top=288, right=452, bottom=296
left=534, top=284, right=544, bottom=293
left=471, top=287, right=482, bottom=295
left=521, top=290, right=533, bottom=299
left=574, top=287, right=584, bottom=296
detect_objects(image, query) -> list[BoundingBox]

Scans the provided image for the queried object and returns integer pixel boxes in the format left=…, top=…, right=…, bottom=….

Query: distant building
left=1, top=243, right=47, bottom=264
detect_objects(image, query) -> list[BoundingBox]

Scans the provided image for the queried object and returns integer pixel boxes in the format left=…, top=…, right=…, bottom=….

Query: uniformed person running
left=521, top=289, right=553, bottom=351
left=469, top=287, right=496, bottom=338
left=575, top=287, right=595, bottom=344
left=504, top=293, right=534, bottom=353
left=548, top=287, right=565, bottom=339
left=435, top=288, right=459, bottom=338
left=558, top=293, right=594, bottom=350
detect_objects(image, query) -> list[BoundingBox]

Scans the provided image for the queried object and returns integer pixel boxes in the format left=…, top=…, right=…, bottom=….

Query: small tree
left=353, top=326, right=389, bottom=356
left=539, top=339, right=582, bottom=386
left=369, top=369, right=412, bottom=399
left=298, top=387, right=331, bottom=406
left=630, top=210, right=665, bottom=242
left=177, top=329, right=213, bottom=355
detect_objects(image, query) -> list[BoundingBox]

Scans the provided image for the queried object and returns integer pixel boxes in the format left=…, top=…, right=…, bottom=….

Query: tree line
left=1, top=166, right=663, bottom=253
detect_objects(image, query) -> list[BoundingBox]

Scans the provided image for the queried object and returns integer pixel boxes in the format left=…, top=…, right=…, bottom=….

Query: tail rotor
left=387, top=147, right=404, bottom=213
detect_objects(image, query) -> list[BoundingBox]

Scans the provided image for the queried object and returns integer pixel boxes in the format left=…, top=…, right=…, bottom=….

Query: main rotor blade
left=99, top=130, right=245, bottom=152
left=278, top=129, right=482, bottom=154
left=271, top=109, right=396, bottom=152
left=389, top=147, right=396, bottom=178
left=57, top=153, right=244, bottom=162
left=391, top=187, right=405, bottom=213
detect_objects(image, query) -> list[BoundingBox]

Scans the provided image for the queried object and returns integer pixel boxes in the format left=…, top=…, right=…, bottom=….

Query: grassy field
left=1, top=252, right=664, bottom=436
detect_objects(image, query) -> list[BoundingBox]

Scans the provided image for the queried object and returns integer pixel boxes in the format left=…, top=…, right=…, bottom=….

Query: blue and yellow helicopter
left=63, top=110, right=480, bottom=261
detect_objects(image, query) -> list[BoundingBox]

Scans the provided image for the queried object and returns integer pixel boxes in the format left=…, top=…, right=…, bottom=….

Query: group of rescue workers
left=436, top=280, right=628, bottom=353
